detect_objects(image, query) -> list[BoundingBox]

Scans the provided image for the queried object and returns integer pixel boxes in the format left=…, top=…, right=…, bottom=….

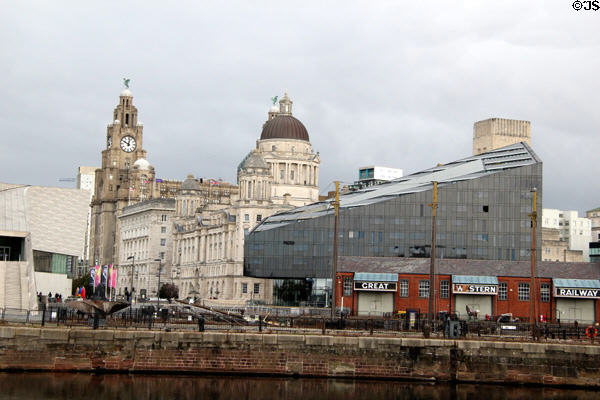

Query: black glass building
left=244, top=143, right=543, bottom=305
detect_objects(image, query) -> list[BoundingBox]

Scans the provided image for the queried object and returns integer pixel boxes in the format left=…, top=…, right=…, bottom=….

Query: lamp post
left=127, top=255, right=135, bottom=318
left=154, top=258, right=162, bottom=312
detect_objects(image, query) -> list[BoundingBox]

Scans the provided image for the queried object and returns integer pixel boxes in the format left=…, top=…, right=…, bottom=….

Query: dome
left=241, top=151, right=269, bottom=170
left=133, top=158, right=151, bottom=170
left=181, top=174, right=202, bottom=191
left=260, top=115, right=309, bottom=141
left=120, top=88, right=133, bottom=97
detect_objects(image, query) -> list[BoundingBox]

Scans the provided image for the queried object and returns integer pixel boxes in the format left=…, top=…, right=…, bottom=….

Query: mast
left=331, top=181, right=340, bottom=319
left=428, top=181, right=438, bottom=325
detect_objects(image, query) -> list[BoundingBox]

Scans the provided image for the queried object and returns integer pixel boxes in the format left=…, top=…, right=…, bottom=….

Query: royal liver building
left=171, top=93, right=321, bottom=305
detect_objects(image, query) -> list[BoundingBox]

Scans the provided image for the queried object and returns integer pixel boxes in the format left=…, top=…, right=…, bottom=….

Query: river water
left=0, top=372, right=597, bottom=400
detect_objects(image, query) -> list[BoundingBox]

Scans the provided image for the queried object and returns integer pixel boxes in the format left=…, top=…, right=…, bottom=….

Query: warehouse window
left=540, top=283, right=550, bottom=302
left=518, top=283, right=529, bottom=301
left=343, top=277, right=353, bottom=296
left=440, top=280, right=449, bottom=298
left=498, top=282, right=507, bottom=300
left=419, top=280, right=429, bottom=298
left=400, top=280, right=409, bottom=297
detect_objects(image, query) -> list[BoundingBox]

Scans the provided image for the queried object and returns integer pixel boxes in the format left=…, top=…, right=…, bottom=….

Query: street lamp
left=127, top=255, right=135, bottom=318
left=154, top=258, right=162, bottom=312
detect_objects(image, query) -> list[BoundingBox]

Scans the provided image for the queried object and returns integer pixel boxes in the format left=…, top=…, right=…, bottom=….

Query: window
left=254, top=283, right=260, bottom=294
left=280, top=169, right=285, bottom=180
left=244, top=228, right=249, bottom=236
left=244, top=214, right=249, bottom=222
left=499, top=282, right=507, bottom=300
left=161, top=226, right=166, bottom=233
left=483, top=205, right=489, bottom=212
left=400, top=280, right=409, bottom=297
left=290, top=170, right=294, bottom=180
left=161, top=215, right=167, bottom=222
left=440, top=280, right=449, bottom=298
left=160, top=239, right=166, bottom=246
left=343, top=277, right=352, bottom=296
left=242, top=283, right=248, bottom=294
left=256, top=215, right=262, bottom=222
left=419, top=280, right=430, bottom=298
left=541, top=283, right=550, bottom=302
left=518, top=283, right=529, bottom=301
left=159, top=252, right=165, bottom=260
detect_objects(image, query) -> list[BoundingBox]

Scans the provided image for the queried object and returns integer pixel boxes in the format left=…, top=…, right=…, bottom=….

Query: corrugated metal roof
left=338, top=256, right=600, bottom=280
left=452, top=275, right=498, bottom=284
left=553, top=279, right=600, bottom=289
left=354, top=272, right=398, bottom=282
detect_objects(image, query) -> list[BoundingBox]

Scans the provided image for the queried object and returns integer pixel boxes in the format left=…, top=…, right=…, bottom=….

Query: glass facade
left=244, top=164, right=543, bottom=279
left=272, top=278, right=332, bottom=307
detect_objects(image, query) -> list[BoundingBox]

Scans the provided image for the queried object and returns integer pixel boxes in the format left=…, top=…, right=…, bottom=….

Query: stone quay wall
left=0, top=326, right=599, bottom=387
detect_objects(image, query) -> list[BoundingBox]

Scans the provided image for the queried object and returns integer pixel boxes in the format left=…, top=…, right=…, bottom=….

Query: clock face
left=107, top=136, right=112, bottom=149
left=120, top=135, right=137, bottom=152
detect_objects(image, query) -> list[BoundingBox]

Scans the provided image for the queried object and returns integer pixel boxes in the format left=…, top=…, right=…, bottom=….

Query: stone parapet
left=0, top=327, right=599, bottom=387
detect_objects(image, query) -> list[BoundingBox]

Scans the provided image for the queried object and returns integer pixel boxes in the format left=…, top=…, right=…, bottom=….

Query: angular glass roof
left=254, top=142, right=540, bottom=232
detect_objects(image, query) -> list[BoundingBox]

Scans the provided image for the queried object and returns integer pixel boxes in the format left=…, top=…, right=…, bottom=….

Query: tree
left=72, top=275, right=92, bottom=297
left=159, top=283, right=179, bottom=302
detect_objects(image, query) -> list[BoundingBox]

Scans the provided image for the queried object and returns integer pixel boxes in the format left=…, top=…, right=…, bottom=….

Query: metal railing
left=1, top=306, right=598, bottom=343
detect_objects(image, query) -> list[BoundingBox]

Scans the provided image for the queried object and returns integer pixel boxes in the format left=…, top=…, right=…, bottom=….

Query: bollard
left=93, top=313, right=99, bottom=330
left=562, top=329, right=566, bottom=340
left=197, top=316, right=205, bottom=332
left=321, top=318, right=325, bottom=335
left=41, top=306, right=46, bottom=327
left=258, top=317, right=262, bottom=333
left=369, top=319, right=374, bottom=335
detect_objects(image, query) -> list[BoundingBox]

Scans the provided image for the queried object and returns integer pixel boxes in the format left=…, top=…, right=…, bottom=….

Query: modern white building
left=0, top=183, right=90, bottom=310
left=542, top=209, right=592, bottom=262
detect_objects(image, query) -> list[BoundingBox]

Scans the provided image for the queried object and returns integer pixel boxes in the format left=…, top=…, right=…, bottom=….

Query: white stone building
left=172, top=93, right=321, bottom=305
left=116, top=198, right=176, bottom=302
left=542, top=209, right=592, bottom=262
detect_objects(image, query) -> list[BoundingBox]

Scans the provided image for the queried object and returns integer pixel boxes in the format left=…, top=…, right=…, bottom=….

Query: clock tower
left=89, top=85, right=156, bottom=266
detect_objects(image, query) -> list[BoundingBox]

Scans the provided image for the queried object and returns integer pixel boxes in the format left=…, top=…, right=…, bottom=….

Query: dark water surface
left=0, top=372, right=597, bottom=400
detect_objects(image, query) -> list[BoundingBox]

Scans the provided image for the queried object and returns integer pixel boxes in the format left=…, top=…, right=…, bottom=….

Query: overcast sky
left=1, top=1, right=598, bottom=214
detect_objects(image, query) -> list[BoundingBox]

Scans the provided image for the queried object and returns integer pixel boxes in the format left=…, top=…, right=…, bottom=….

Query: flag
left=81, top=286, right=86, bottom=299
left=89, top=267, right=95, bottom=287
left=94, top=265, right=101, bottom=288
left=110, top=264, right=117, bottom=288
left=156, top=178, right=163, bottom=183
left=102, top=265, right=108, bottom=287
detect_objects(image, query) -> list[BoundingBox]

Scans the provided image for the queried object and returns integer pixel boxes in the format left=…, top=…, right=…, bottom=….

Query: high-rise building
left=473, top=118, right=531, bottom=156
left=76, top=166, right=97, bottom=276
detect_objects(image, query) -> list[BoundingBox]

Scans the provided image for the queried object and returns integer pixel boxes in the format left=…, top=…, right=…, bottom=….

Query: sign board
left=554, top=287, right=600, bottom=299
left=453, top=283, right=497, bottom=295
left=354, top=281, right=397, bottom=292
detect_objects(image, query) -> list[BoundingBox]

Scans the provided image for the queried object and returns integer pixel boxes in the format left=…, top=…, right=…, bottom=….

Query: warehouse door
left=556, top=299, right=595, bottom=324
left=455, top=295, right=492, bottom=320
left=357, top=292, right=394, bottom=316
